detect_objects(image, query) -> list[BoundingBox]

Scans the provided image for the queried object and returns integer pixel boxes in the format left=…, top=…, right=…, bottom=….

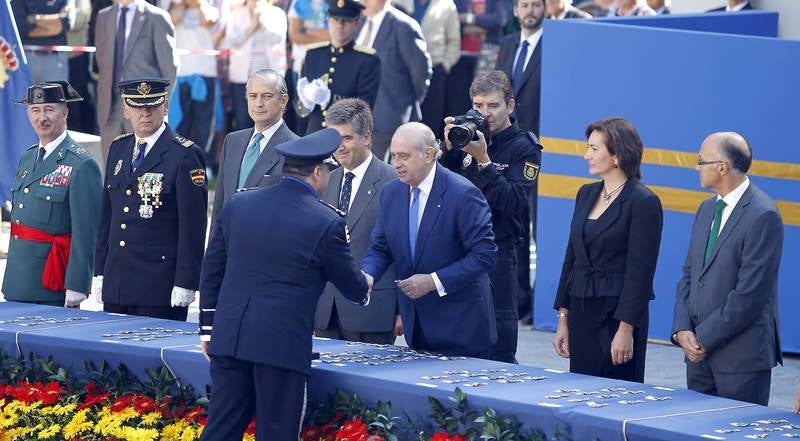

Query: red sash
left=10, top=223, right=71, bottom=292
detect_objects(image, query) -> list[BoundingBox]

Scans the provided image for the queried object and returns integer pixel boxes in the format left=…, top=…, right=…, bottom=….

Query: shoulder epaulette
left=27, top=143, right=38, bottom=151
left=174, top=134, right=194, bottom=148
left=353, top=45, right=376, bottom=55
left=306, top=41, right=331, bottom=51
left=113, top=132, right=133, bottom=143
left=319, top=199, right=346, bottom=217
left=66, top=144, right=92, bottom=158
left=526, top=131, right=543, bottom=150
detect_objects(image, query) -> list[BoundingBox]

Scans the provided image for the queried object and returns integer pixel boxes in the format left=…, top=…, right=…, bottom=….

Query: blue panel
left=600, top=10, right=778, bottom=37
left=536, top=18, right=800, bottom=353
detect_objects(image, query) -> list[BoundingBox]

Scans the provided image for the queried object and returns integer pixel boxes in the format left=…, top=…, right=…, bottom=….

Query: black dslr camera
left=447, top=109, right=487, bottom=149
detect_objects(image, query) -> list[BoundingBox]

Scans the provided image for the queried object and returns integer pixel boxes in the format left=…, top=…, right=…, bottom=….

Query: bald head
left=391, top=123, right=440, bottom=187
left=704, top=132, right=752, bottom=175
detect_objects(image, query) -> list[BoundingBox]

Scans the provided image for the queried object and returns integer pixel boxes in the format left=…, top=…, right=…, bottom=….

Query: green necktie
left=239, top=132, right=264, bottom=188
left=704, top=199, right=727, bottom=265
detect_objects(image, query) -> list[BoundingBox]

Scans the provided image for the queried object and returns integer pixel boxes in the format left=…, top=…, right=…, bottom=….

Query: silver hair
left=401, top=122, right=442, bottom=159
left=246, top=69, right=288, bottom=96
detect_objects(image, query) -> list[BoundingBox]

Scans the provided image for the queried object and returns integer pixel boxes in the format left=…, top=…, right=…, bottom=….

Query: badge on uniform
left=137, top=173, right=164, bottom=219
left=114, top=160, right=123, bottom=176
left=189, top=169, right=206, bottom=187
left=40, top=165, right=73, bottom=187
left=16, top=170, right=28, bottom=181
left=462, top=154, right=473, bottom=169
left=523, top=162, right=540, bottom=181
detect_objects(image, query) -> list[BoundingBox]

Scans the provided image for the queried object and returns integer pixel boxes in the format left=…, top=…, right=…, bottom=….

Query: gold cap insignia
left=137, top=82, right=152, bottom=95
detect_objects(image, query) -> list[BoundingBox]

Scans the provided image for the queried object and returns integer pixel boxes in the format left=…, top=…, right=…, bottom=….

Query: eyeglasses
left=697, top=158, right=727, bottom=167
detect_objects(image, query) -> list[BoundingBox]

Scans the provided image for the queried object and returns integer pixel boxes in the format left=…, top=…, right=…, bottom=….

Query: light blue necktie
left=239, top=132, right=264, bottom=188
left=409, top=187, right=420, bottom=259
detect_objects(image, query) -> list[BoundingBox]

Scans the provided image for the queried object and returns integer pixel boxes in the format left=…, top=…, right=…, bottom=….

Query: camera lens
left=448, top=123, right=476, bottom=149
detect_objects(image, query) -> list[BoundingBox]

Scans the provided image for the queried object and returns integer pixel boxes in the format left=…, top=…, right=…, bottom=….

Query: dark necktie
left=34, top=147, right=46, bottom=171
left=704, top=199, right=727, bottom=265
left=339, top=172, right=355, bottom=213
left=512, top=40, right=529, bottom=90
left=409, top=187, right=420, bottom=258
left=113, top=7, right=129, bottom=92
left=132, top=139, right=146, bottom=172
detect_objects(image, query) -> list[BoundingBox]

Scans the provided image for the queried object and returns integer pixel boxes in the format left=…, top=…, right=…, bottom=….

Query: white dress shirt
left=339, top=152, right=373, bottom=211
left=248, top=119, right=284, bottom=154
left=39, top=130, right=68, bottom=161
left=409, top=164, right=448, bottom=296
left=717, top=176, right=750, bottom=232
left=356, top=2, right=392, bottom=48
left=133, top=122, right=168, bottom=161
left=513, top=28, right=542, bottom=74
left=117, top=0, right=144, bottom=43
left=727, top=1, right=750, bottom=11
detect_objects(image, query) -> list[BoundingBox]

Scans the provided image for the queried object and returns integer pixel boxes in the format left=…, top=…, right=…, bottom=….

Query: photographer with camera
left=441, top=70, right=542, bottom=363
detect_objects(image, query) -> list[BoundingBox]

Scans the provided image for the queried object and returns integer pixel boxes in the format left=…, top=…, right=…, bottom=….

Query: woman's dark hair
left=585, top=117, right=644, bottom=180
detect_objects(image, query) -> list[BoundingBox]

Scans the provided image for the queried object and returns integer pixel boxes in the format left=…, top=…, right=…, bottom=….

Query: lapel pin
left=58, top=150, right=65, bottom=159
left=437, top=204, right=441, bottom=208
left=367, top=190, right=372, bottom=195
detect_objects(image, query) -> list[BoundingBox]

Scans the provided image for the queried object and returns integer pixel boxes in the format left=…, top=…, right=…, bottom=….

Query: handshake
left=296, top=76, right=331, bottom=114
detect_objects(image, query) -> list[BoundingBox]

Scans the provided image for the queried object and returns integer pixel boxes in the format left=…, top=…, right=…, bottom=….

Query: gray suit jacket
left=210, top=122, right=298, bottom=229
left=371, top=7, right=432, bottom=134
left=673, top=182, right=783, bottom=374
left=314, top=156, right=399, bottom=332
left=95, top=2, right=178, bottom=127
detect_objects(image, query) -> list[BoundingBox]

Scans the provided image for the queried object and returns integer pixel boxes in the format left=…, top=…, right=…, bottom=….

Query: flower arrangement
left=0, top=351, right=545, bottom=441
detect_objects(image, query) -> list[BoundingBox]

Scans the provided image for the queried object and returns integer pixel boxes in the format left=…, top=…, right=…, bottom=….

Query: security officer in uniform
left=3, top=82, right=102, bottom=307
left=93, top=78, right=208, bottom=321
left=441, top=71, right=542, bottom=363
left=296, top=0, right=381, bottom=133
left=199, top=128, right=370, bottom=441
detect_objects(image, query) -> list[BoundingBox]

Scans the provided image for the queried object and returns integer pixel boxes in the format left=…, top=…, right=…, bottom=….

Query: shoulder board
left=113, top=132, right=134, bottom=143
left=174, top=134, right=195, bottom=148
left=318, top=199, right=346, bottom=217
left=525, top=131, right=543, bottom=149
left=306, top=41, right=331, bottom=51
left=66, top=144, right=92, bottom=158
left=27, top=143, right=38, bottom=151
left=353, top=45, right=377, bottom=55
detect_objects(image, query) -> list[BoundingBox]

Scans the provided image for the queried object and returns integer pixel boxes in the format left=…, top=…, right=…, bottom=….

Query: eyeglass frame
left=696, top=156, right=727, bottom=167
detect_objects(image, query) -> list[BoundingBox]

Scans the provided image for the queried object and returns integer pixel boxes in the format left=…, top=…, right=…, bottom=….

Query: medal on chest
left=40, top=165, right=73, bottom=188
left=137, top=173, right=164, bottom=219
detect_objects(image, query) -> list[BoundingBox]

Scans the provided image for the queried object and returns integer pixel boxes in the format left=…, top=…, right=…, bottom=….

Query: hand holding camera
left=443, top=110, right=490, bottom=163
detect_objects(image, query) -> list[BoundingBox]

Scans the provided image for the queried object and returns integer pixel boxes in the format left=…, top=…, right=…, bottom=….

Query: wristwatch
left=556, top=311, right=568, bottom=318
left=477, top=161, right=492, bottom=171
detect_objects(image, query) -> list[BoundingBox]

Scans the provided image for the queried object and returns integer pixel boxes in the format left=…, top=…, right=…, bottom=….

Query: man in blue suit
left=199, top=128, right=371, bottom=441
left=362, top=122, right=497, bottom=357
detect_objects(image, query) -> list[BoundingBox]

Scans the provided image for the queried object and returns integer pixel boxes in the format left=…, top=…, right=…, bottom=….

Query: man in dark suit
left=646, top=0, right=671, bottom=14
left=496, top=0, right=544, bottom=136
left=314, top=99, right=400, bottom=344
left=362, top=122, right=497, bottom=357
left=211, top=69, right=299, bottom=230
left=673, top=132, right=783, bottom=406
left=545, top=0, right=593, bottom=19
left=298, top=0, right=381, bottom=134
left=199, top=128, right=370, bottom=441
left=93, top=79, right=208, bottom=321
left=356, top=0, right=432, bottom=159
left=94, top=0, right=178, bottom=166
left=708, top=0, right=752, bottom=12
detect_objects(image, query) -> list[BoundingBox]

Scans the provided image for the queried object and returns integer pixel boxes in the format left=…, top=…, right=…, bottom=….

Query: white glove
left=64, top=289, right=87, bottom=307
left=296, top=77, right=316, bottom=112
left=170, top=286, right=196, bottom=307
left=91, top=276, right=104, bottom=304
left=307, top=77, right=331, bottom=108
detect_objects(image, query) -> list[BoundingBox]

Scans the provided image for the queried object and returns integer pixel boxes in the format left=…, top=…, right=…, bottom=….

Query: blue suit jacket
left=362, top=165, right=498, bottom=356
left=200, top=178, right=369, bottom=375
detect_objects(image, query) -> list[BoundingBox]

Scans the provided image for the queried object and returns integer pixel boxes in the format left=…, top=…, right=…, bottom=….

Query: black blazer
left=496, top=32, right=542, bottom=136
left=708, top=2, right=753, bottom=12
left=553, top=178, right=663, bottom=328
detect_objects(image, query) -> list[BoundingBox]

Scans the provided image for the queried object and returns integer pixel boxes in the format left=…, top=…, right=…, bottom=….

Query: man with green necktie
left=210, top=69, right=299, bottom=230
left=672, top=131, right=783, bottom=406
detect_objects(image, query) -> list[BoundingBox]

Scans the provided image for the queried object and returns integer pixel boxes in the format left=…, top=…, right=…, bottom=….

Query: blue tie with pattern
left=339, top=171, right=355, bottom=213
left=409, top=187, right=420, bottom=259
left=131, top=139, right=146, bottom=172
left=512, top=40, right=529, bottom=90
left=239, top=132, right=264, bottom=188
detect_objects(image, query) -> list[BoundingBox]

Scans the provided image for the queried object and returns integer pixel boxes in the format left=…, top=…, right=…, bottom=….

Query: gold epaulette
left=353, top=45, right=376, bottom=55
left=306, top=41, right=331, bottom=51
left=113, top=132, right=133, bottom=143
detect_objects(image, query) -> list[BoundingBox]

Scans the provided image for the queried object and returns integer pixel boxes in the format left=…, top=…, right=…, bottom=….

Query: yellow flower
left=141, top=411, right=162, bottom=426
left=63, top=409, right=93, bottom=438
left=180, top=425, right=197, bottom=441
left=243, top=433, right=256, bottom=441
left=37, top=424, right=61, bottom=439
left=160, top=421, right=186, bottom=440
left=115, top=426, right=160, bottom=441
left=40, top=403, right=77, bottom=416
left=5, top=426, right=37, bottom=440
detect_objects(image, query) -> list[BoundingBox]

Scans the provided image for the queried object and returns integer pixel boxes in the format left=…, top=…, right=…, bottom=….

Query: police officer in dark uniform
left=296, top=0, right=381, bottom=133
left=198, top=128, right=370, bottom=441
left=3, top=81, right=102, bottom=307
left=93, top=78, right=208, bottom=321
left=441, top=71, right=542, bottom=363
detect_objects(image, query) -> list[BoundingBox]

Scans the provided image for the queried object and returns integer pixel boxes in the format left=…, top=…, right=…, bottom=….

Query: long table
left=0, top=302, right=797, bottom=440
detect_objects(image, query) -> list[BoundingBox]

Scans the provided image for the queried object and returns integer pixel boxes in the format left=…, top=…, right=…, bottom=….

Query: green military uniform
left=2, top=82, right=103, bottom=305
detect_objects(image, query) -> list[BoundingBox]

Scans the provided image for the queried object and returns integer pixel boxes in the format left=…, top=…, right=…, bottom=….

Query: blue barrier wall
left=600, top=10, right=778, bottom=37
left=535, top=16, right=800, bottom=354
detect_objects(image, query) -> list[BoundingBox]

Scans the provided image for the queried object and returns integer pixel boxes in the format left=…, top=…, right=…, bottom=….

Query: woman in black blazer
left=552, top=117, right=663, bottom=382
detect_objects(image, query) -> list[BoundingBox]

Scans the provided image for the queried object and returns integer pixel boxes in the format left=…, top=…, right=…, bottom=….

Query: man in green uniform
left=2, top=81, right=103, bottom=307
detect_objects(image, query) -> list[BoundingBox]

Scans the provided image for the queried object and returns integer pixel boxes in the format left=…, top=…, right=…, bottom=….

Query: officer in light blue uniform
left=199, top=128, right=370, bottom=441
left=3, top=82, right=102, bottom=307
left=93, top=78, right=208, bottom=321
